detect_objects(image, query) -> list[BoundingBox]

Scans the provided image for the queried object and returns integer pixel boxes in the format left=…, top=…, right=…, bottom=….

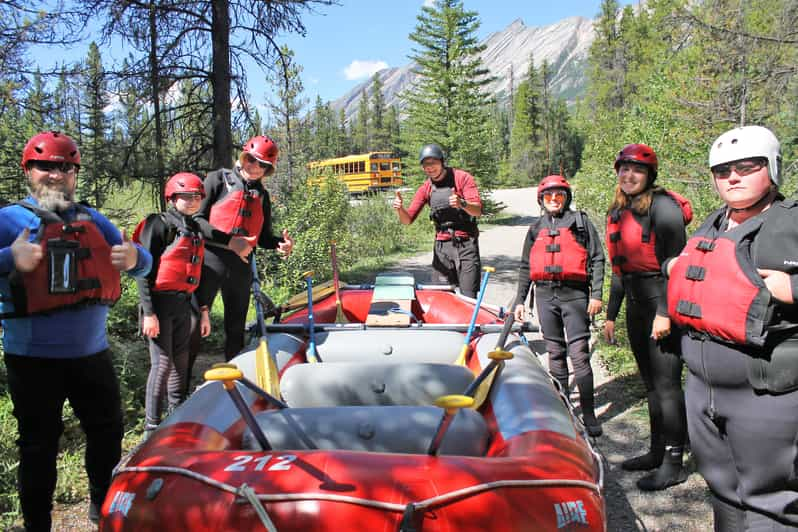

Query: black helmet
left=419, top=143, right=445, bottom=164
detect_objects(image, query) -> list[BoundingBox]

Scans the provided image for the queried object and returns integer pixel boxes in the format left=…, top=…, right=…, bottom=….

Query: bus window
left=392, top=162, right=401, bottom=172
left=371, top=163, right=378, bottom=171
left=380, top=162, right=390, bottom=171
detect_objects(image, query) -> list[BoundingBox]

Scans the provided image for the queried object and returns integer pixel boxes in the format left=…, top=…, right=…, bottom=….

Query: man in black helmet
left=393, top=143, right=482, bottom=297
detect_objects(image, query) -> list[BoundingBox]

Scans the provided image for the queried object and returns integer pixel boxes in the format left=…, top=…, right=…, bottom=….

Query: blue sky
left=29, top=1, right=635, bottom=111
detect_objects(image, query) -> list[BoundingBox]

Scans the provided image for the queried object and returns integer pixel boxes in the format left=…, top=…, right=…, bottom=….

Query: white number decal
left=223, top=455, right=252, bottom=472
left=224, top=454, right=296, bottom=472
left=268, top=455, right=297, bottom=471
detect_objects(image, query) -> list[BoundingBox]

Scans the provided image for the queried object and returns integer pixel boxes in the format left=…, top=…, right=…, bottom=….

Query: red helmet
left=21, top=131, right=81, bottom=169
left=614, top=143, right=658, bottom=178
left=165, top=172, right=205, bottom=200
left=537, top=174, right=572, bottom=207
left=243, top=135, right=278, bottom=176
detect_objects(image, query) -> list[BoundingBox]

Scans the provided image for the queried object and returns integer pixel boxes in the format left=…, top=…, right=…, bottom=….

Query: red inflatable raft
left=100, top=274, right=605, bottom=531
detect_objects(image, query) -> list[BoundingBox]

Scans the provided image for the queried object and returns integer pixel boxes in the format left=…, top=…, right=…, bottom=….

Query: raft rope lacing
left=114, top=464, right=601, bottom=514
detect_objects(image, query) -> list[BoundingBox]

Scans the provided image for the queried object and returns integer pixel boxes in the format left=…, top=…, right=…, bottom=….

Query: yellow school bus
left=307, top=152, right=403, bottom=193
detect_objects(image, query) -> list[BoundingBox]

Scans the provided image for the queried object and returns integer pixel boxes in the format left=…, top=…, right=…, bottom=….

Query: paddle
left=330, top=241, right=349, bottom=323
left=204, top=366, right=271, bottom=451
left=211, top=363, right=288, bottom=409
left=427, top=394, right=474, bottom=456
left=303, top=271, right=321, bottom=363
left=466, top=314, right=516, bottom=409
left=454, top=266, right=495, bottom=366
left=250, top=255, right=281, bottom=397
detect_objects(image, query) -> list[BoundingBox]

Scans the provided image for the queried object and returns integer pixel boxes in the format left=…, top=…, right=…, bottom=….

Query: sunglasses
left=244, top=154, right=271, bottom=170
left=711, top=158, right=766, bottom=179
left=29, top=161, right=77, bottom=173
left=173, top=192, right=203, bottom=201
left=542, top=191, right=567, bottom=201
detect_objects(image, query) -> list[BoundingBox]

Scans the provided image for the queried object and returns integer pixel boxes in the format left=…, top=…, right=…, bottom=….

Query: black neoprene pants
left=4, top=350, right=123, bottom=532
left=195, top=246, right=252, bottom=361
left=624, top=281, right=687, bottom=448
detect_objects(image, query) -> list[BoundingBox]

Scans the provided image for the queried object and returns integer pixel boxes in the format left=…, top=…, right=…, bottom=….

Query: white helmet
left=709, top=125, right=781, bottom=185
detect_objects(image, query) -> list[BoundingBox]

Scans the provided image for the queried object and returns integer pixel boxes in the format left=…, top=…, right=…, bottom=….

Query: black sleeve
left=652, top=194, right=687, bottom=316
left=514, top=223, right=537, bottom=308
left=257, top=189, right=283, bottom=250
left=606, top=273, right=625, bottom=321
left=194, top=170, right=233, bottom=246
left=135, top=214, right=167, bottom=316
left=584, top=215, right=605, bottom=300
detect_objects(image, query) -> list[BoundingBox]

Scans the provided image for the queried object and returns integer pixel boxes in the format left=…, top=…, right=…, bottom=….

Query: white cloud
left=343, top=60, right=388, bottom=81
left=423, top=0, right=435, bottom=7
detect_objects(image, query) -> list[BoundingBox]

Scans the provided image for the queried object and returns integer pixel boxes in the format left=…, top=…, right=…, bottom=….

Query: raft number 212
left=224, top=454, right=297, bottom=472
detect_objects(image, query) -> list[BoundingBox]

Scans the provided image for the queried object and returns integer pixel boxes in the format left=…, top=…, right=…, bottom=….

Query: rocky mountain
left=332, top=15, right=596, bottom=122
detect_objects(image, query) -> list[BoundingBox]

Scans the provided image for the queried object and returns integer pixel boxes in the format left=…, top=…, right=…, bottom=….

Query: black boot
left=622, top=393, right=664, bottom=471
left=636, top=445, right=688, bottom=491
left=575, top=370, right=601, bottom=437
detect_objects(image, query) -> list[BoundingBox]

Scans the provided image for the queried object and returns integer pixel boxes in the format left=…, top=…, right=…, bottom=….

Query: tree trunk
left=211, top=0, right=232, bottom=169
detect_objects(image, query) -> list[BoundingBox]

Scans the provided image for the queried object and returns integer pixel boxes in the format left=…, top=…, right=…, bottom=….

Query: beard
left=30, top=181, right=75, bottom=212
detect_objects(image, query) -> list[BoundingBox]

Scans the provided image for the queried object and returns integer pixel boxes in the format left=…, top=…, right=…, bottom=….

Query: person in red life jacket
left=193, top=135, right=294, bottom=361
left=132, top=173, right=211, bottom=436
left=513, top=175, right=605, bottom=437
left=393, top=143, right=482, bottom=297
left=0, top=131, right=152, bottom=529
left=602, top=143, right=690, bottom=491
left=665, top=126, right=798, bottom=530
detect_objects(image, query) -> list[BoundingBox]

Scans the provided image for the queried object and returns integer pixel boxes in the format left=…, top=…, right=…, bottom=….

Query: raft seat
left=280, top=362, right=475, bottom=407
left=315, top=329, right=465, bottom=364
left=242, top=405, right=491, bottom=456
left=365, top=273, right=416, bottom=327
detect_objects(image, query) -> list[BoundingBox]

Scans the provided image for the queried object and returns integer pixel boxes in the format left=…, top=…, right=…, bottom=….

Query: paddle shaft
left=456, top=268, right=493, bottom=365
left=464, top=314, right=515, bottom=397
left=305, top=275, right=320, bottom=362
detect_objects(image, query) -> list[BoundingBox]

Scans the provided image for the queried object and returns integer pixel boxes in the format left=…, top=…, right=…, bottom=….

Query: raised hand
left=111, top=229, right=139, bottom=271
left=277, top=228, right=294, bottom=258
left=11, top=227, right=43, bottom=272
left=392, top=190, right=403, bottom=210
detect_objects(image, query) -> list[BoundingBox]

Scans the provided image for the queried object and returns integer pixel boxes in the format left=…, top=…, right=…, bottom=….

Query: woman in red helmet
left=194, top=136, right=294, bottom=361
left=132, top=173, right=210, bottom=435
left=513, top=175, right=605, bottom=436
left=604, top=143, right=690, bottom=491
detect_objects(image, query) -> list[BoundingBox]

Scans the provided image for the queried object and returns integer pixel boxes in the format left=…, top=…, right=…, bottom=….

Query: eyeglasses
left=421, top=160, right=442, bottom=169
left=711, top=158, right=766, bottom=179
left=244, top=154, right=271, bottom=170
left=29, top=161, right=77, bottom=173
left=542, top=191, right=567, bottom=201
left=173, top=192, right=203, bottom=201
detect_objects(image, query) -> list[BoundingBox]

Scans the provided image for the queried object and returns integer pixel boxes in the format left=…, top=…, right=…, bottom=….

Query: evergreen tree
left=402, top=0, right=496, bottom=188
left=352, top=90, right=369, bottom=153
left=80, top=42, right=114, bottom=206
left=369, top=73, right=391, bottom=150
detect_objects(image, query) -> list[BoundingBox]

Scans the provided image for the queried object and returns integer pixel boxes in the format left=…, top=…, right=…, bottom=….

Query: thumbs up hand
left=11, top=227, right=43, bottom=272
left=277, top=228, right=294, bottom=258
left=111, top=229, right=139, bottom=271
left=392, top=190, right=403, bottom=210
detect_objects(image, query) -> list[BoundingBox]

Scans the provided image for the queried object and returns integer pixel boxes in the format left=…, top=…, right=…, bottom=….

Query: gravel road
left=390, top=187, right=713, bottom=531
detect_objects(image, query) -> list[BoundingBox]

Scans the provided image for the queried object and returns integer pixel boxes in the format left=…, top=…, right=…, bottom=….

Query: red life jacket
left=132, top=215, right=204, bottom=293
left=667, top=212, right=772, bottom=346
left=5, top=202, right=121, bottom=317
left=606, top=191, right=692, bottom=276
left=529, top=214, right=589, bottom=283
left=208, top=170, right=265, bottom=243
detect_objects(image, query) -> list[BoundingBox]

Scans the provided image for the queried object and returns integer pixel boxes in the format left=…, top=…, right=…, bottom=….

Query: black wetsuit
left=666, top=199, right=798, bottom=529
left=515, top=209, right=604, bottom=423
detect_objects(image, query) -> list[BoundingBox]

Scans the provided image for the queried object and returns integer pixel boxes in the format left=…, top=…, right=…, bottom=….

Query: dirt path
left=390, top=187, right=712, bottom=531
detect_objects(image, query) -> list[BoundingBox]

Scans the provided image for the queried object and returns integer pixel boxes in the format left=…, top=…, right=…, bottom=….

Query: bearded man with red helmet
left=513, top=175, right=605, bottom=437
left=603, top=143, right=691, bottom=491
left=132, top=172, right=209, bottom=436
left=193, top=136, right=294, bottom=361
left=0, top=131, right=153, bottom=528
left=665, top=126, right=798, bottom=529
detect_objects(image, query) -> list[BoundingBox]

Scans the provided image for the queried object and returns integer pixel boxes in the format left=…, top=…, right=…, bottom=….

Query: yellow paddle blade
left=453, top=344, right=470, bottom=367
left=334, top=300, right=349, bottom=324
left=283, top=279, right=338, bottom=311
left=470, top=365, right=500, bottom=410
left=255, top=337, right=280, bottom=398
